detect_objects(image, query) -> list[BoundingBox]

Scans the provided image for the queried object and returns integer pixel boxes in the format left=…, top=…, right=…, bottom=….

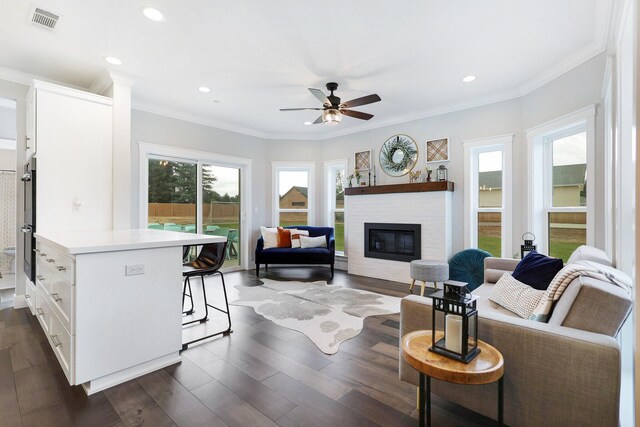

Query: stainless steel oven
left=21, top=158, right=36, bottom=282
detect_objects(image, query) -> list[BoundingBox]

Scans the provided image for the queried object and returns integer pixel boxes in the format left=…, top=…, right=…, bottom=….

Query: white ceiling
left=0, top=0, right=612, bottom=139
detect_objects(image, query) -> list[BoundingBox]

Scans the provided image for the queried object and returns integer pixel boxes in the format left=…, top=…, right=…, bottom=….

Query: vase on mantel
left=426, top=170, right=432, bottom=182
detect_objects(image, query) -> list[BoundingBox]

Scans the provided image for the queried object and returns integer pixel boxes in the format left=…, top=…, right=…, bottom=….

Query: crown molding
left=131, top=100, right=268, bottom=140
left=264, top=88, right=523, bottom=141
left=515, top=42, right=606, bottom=97
left=90, top=69, right=136, bottom=95
left=0, top=65, right=87, bottom=91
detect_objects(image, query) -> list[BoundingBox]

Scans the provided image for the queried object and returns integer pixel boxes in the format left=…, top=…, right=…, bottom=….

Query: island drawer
left=36, top=242, right=75, bottom=285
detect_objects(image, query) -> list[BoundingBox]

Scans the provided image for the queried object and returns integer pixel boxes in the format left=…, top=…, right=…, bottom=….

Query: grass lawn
left=478, top=236, right=579, bottom=261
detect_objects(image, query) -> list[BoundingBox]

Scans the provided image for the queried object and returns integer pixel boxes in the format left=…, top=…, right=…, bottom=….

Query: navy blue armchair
left=255, top=226, right=335, bottom=278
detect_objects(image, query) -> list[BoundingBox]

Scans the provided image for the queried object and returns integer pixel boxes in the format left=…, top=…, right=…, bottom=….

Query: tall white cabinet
left=27, top=81, right=113, bottom=232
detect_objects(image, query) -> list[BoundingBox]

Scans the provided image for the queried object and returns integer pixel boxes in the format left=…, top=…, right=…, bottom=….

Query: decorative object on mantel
left=409, top=170, right=422, bottom=183
left=231, top=278, right=400, bottom=354
left=426, top=137, right=450, bottom=163
left=521, top=232, right=537, bottom=259
left=379, top=134, right=418, bottom=177
left=347, top=173, right=354, bottom=187
left=427, top=280, right=480, bottom=363
left=345, top=181, right=454, bottom=196
left=437, top=164, right=448, bottom=181
left=424, top=166, right=433, bottom=182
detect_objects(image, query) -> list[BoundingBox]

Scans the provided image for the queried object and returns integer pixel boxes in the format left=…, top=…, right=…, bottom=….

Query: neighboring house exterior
left=279, top=186, right=308, bottom=208
left=478, top=164, right=586, bottom=208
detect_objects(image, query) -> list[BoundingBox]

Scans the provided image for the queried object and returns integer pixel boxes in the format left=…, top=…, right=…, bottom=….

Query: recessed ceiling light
left=462, top=75, right=476, bottom=83
left=141, top=7, right=165, bottom=22
left=198, top=86, right=211, bottom=93
left=213, top=99, right=221, bottom=103
left=304, top=121, right=312, bottom=125
left=104, top=56, right=122, bottom=65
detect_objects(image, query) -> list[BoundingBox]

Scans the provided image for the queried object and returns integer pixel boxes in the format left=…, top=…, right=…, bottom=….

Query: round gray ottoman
left=409, top=260, right=449, bottom=296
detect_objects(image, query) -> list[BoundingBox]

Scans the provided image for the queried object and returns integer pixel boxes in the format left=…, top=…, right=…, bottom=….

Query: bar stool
left=181, top=241, right=232, bottom=350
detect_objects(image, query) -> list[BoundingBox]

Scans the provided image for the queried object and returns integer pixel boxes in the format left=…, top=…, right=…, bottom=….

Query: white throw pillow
left=299, top=235, right=327, bottom=249
left=290, top=229, right=309, bottom=248
left=489, top=273, right=545, bottom=319
left=260, top=226, right=278, bottom=249
left=566, top=245, right=612, bottom=267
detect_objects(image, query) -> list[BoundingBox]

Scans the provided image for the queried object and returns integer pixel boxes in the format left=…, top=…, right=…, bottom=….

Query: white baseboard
left=13, top=295, right=27, bottom=309
left=81, top=352, right=181, bottom=395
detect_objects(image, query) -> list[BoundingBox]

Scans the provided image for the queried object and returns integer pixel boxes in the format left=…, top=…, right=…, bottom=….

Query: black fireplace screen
left=364, top=223, right=421, bottom=262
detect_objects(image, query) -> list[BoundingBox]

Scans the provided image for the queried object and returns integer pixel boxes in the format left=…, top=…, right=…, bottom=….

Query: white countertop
left=35, top=229, right=226, bottom=255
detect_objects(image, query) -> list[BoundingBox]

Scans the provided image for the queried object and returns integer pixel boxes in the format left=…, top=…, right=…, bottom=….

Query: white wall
left=0, top=149, right=16, bottom=171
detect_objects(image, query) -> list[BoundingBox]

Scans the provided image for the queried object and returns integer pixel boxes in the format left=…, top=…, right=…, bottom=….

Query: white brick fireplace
left=346, top=186, right=452, bottom=284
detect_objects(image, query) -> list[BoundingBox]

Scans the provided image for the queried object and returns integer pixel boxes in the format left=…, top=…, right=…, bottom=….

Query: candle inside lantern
left=445, top=314, right=463, bottom=354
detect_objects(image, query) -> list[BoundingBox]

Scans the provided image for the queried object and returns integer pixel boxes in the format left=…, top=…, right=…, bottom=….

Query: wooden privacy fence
left=148, top=202, right=239, bottom=219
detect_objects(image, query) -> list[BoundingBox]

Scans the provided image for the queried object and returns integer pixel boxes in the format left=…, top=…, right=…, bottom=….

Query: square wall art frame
left=354, top=150, right=372, bottom=170
left=426, top=138, right=449, bottom=163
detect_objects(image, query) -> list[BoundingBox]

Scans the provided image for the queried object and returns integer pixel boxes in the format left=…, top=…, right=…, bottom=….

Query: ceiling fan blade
left=340, top=94, right=381, bottom=108
left=308, top=88, right=332, bottom=106
left=280, top=108, right=324, bottom=111
left=341, top=109, right=374, bottom=120
left=313, top=115, right=324, bottom=124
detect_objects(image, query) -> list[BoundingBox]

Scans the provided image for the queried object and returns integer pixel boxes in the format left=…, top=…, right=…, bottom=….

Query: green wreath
left=379, top=135, right=418, bottom=176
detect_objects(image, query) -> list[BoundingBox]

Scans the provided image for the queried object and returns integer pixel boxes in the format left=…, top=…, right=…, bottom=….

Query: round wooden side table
left=401, top=330, right=504, bottom=427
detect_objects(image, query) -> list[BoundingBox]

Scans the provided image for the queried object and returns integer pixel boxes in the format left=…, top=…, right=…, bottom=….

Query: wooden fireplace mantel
left=344, top=181, right=454, bottom=196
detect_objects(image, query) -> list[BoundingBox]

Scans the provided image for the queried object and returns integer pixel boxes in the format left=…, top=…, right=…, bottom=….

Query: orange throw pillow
left=277, top=227, right=292, bottom=248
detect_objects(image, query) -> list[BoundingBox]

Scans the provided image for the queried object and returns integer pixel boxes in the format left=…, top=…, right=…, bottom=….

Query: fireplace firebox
left=364, top=223, right=421, bottom=262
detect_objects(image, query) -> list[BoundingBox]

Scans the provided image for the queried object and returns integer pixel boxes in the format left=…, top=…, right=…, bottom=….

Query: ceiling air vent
left=30, top=7, right=59, bottom=30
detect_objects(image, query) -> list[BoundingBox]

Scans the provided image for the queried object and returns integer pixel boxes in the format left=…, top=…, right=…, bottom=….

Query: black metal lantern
left=521, top=232, right=537, bottom=259
left=436, top=164, right=448, bottom=181
left=427, top=280, right=480, bottom=363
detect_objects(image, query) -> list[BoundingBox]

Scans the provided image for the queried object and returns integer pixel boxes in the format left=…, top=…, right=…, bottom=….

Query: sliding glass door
left=145, top=155, right=244, bottom=270
left=202, top=164, right=241, bottom=268
left=147, top=158, right=198, bottom=233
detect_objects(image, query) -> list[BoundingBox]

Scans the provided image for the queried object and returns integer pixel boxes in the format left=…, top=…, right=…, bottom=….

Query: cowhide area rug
left=231, top=279, right=401, bottom=354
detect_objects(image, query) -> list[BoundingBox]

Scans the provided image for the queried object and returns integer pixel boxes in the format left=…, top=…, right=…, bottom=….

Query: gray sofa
left=399, top=250, right=632, bottom=426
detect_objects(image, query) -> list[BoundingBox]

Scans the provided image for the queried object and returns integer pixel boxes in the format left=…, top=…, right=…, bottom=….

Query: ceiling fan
left=280, top=82, right=381, bottom=125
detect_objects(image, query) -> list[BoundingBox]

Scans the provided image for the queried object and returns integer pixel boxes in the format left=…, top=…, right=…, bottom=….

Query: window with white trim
left=544, top=126, right=588, bottom=260
left=526, top=106, right=595, bottom=261
left=463, top=135, right=513, bottom=258
left=325, top=160, right=346, bottom=254
left=272, top=162, right=315, bottom=226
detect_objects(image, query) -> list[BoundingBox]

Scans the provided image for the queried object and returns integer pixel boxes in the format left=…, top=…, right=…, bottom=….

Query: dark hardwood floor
left=0, top=268, right=496, bottom=427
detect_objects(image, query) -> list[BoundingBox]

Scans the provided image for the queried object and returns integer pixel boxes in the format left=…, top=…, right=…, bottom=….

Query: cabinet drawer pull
left=36, top=308, right=44, bottom=316
left=51, top=334, right=62, bottom=348
left=51, top=293, right=62, bottom=303
left=37, top=275, right=45, bottom=281
left=40, top=253, right=47, bottom=257
left=25, top=294, right=31, bottom=299
left=55, top=266, right=66, bottom=272
left=34, top=248, right=40, bottom=253
left=46, top=258, right=55, bottom=263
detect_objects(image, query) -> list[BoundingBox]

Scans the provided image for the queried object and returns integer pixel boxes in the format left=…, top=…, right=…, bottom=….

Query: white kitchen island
left=31, top=229, right=225, bottom=395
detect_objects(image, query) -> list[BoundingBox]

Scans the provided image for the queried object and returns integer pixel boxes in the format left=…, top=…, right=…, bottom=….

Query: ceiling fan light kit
left=322, top=109, right=342, bottom=125
left=281, top=82, right=381, bottom=126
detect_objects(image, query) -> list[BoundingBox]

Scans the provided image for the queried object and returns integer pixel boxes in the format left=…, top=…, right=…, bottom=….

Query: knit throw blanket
left=529, top=260, right=632, bottom=322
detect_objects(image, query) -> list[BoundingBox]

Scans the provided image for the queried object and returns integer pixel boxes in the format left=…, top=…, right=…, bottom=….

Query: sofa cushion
left=289, top=229, right=309, bottom=248
left=566, top=245, right=612, bottom=267
left=472, top=284, right=519, bottom=318
left=300, top=235, right=327, bottom=248
left=512, top=250, right=563, bottom=290
left=488, top=274, right=545, bottom=319
left=259, top=247, right=332, bottom=263
left=276, top=227, right=292, bottom=248
left=260, top=226, right=278, bottom=249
